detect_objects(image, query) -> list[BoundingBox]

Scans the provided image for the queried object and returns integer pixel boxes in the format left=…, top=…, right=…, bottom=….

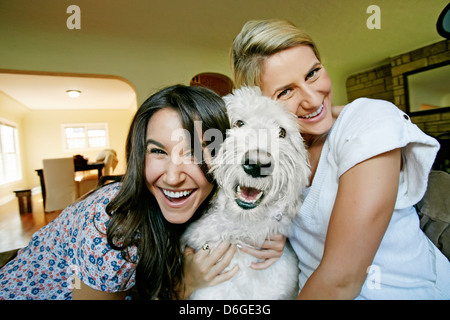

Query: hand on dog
left=238, top=234, right=286, bottom=270
left=182, top=241, right=239, bottom=298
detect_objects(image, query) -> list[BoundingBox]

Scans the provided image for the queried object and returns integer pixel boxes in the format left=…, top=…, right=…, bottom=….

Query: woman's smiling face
left=260, top=45, right=334, bottom=139
left=144, top=108, right=214, bottom=224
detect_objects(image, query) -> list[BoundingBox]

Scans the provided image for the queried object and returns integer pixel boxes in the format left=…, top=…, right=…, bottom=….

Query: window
left=62, top=123, right=109, bottom=151
left=0, top=120, right=22, bottom=184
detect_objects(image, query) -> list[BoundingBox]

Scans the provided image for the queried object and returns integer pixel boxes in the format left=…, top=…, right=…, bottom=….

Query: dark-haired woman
left=0, top=85, right=284, bottom=300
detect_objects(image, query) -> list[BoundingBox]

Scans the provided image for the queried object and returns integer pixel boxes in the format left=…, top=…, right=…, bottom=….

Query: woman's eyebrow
left=273, top=82, right=295, bottom=96
left=146, top=139, right=164, bottom=148
left=273, top=62, right=322, bottom=95
left=306, top=62, right=322, bottom=75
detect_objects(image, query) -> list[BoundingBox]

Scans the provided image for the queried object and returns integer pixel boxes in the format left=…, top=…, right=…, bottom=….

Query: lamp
left=66, top=90, right=81, bottom=98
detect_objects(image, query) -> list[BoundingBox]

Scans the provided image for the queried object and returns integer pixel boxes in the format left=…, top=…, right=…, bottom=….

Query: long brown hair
left=105, top=85, right=230, bottom=299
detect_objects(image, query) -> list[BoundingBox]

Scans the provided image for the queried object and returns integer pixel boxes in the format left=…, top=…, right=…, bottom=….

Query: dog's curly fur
left=181, top=87, right=310, bottom=299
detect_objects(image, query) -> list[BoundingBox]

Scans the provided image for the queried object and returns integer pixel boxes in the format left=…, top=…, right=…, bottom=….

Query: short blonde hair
left=231, top=19, right=321, bottom=88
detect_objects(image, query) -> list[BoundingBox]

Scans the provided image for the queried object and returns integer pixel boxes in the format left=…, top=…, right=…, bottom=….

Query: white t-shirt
left=290, top=98, right=450, bottom=299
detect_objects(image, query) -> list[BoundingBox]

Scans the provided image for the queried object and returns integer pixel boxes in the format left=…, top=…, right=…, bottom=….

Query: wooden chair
left=76, top=149, right=119, bottom=197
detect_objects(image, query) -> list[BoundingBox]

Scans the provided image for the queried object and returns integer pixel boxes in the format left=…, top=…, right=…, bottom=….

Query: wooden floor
left=0, top=193, right=61, bottom=252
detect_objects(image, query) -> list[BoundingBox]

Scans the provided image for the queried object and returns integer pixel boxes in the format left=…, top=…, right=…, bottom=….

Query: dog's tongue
left=240, top=186, right=260, bottom=200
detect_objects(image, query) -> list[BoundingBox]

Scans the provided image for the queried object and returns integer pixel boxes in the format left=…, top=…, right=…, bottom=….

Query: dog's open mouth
left=235, top=185, right=264, bottom=210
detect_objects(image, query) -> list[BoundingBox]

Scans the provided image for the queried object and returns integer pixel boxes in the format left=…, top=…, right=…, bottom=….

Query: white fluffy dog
left=181, top=86, right=310, bottom=299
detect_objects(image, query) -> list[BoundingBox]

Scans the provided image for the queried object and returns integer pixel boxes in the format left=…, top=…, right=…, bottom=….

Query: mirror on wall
left=437, top=2, right=450, bottom=39
left=404, top=61, right=450, bottom=115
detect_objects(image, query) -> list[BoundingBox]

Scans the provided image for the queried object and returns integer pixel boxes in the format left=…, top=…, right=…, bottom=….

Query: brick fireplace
left=346, top=40, right=450, bottom=137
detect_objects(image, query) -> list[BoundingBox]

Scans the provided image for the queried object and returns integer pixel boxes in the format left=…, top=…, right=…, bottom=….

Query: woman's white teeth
left=163, top=189, right=193, bottom=198
left=300, top=104, right=323, bottom=119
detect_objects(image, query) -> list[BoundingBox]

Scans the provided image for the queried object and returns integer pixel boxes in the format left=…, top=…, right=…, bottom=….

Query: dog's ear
left=222, top=86, right=262, bottom=105
left=221, top=92, right=236, bottom=118
left=222, top=92, right=233, bottom=105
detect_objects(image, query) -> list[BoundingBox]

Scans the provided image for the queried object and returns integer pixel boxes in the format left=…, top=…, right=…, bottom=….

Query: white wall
left=0, top=90, right=136, bottom=202
left=23, top=107, right=135, bottom=186
left=0, top=91, right=29, bottom=201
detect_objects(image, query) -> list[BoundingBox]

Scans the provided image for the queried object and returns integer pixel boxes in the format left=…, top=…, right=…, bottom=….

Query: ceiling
left=0, top=0, right=448, bottom=108
left=0, top=72, right=136, bottom=110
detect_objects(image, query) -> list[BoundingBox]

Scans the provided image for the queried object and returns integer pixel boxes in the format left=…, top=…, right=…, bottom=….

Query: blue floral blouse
left=0, top=183, right=137, bottom=300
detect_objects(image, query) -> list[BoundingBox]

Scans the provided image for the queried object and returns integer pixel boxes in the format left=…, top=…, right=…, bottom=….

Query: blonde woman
left=231, top=19, right=450, bottom=299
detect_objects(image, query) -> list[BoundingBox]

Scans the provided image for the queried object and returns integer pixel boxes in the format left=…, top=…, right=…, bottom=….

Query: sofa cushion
left=415, top=170, right=450, bottom=260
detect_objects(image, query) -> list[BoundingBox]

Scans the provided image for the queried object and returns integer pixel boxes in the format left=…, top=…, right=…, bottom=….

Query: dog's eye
left=234, top=120, right=245, bottom=128
left=279, top=127, right=286, bottom=138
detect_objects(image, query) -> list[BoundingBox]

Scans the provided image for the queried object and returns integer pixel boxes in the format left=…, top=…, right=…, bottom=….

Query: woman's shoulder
left=340, top=98, right=404, bottom=123
left=84, top=181, right=121, bottom=221
left=88, top=182, right=122, bottom=203
left=331, top=98, right=413, bottom=145
left=329, top=98, right=440, bottom=207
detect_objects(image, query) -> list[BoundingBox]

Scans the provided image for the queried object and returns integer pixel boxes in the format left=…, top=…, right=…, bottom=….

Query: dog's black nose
left=242, top=151, right=273, bottom=177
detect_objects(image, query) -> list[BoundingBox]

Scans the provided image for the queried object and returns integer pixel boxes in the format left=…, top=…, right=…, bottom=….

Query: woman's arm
left=297, top=148, right=401, bottom=300
left=72, top=275, right=129, bottom=300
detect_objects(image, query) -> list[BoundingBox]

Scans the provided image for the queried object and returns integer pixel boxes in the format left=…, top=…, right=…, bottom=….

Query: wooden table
left=35, top=162, right=104, bottom=209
